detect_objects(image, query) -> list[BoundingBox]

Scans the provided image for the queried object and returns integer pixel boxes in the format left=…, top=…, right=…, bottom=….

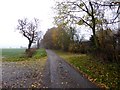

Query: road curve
left=43, top=49, right=99, bottom=88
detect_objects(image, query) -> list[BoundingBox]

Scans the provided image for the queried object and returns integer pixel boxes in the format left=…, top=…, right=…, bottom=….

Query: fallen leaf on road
left=61, top=82, right=64, bottom=84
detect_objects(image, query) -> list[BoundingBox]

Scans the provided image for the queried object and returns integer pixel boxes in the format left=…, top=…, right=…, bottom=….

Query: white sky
left=0, top=0, right=118, bottom=48
left=0, top=0, right=55, bottom=48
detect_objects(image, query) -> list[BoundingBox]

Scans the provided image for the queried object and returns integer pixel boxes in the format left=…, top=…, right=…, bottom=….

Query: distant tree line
left=41, top=25, right=82, bottom=52
left=41, top=25, right=120, bottom=63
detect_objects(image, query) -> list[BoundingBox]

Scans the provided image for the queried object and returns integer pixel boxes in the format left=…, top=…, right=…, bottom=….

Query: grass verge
left=33, top=48, right=47, bottom=59
left=55, top=50, right=120, bottom=89
left=2, top=48, right=47, bottom=62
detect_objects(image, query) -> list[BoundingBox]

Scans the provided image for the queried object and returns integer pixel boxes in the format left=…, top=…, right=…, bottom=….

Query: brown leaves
left=2, top=57, right=47, bottom=88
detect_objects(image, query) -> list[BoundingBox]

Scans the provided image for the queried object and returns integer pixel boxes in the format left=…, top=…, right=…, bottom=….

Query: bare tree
left=17, top=18, right=39, bottom=49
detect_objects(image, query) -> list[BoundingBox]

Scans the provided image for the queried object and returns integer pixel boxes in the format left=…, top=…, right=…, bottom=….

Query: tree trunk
left=28, top=41, right=32, bottom=49
left=93, top=29, right=99, bottom=48
left=37, top=40, right=40, bottom=49
left=92, top=15, right=99, bottom=49
left=89, top=1, right=99, bottom=49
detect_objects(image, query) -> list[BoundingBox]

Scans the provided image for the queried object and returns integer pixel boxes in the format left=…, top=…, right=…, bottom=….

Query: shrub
left=69, top=43, right=80, bottom=53
left=33, top=48, right=47, bottom=59
left=25, top=48, right=37, bottom=58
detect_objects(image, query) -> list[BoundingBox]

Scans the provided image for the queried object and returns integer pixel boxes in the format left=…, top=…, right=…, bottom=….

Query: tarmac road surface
left=43, top=49, right=99, bottom=88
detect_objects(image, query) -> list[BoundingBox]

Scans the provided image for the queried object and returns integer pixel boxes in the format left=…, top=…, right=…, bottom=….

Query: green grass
left=33, top=48, right=47, bottom=59
left=2, top=49, right=25, bottom=58
left=55, top=50, right=120, bottom=89
left=2, top=48, right=25, bottom=58
left=2, top=48, right=26, bottom=62
left=2, top=48, right=47, bottom=62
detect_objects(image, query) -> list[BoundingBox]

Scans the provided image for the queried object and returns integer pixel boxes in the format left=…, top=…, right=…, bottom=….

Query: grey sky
left=0, top=0, right=55, bottom=48
left=0, top=0, right=119, bottom=48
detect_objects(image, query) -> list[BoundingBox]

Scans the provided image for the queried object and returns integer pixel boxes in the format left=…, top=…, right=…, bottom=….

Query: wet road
left=43, top=50, right=98, bottom=88
left=2, top=50, right=99, bottom=88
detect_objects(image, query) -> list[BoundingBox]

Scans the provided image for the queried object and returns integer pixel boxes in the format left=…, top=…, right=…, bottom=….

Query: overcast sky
left=0, top=0, right=118, bottom=48
left=0, top=0, right=55, bottom=48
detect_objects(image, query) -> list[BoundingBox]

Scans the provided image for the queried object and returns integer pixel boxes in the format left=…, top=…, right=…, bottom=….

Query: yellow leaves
left=106, top=72, right=109, bottom=77
left=97, top=83, right=107, bottom=89
left=93, top=78, right=97, bottom=82
left=65, top=82, right=68, bottom=84
left=31, top=82, right=42, bottom=88
left=79, top=3, right=84, bottom=7
left=42, top=86, right=48, bottom=88
left=61, top=82, right=64, bottom=85
left=20, top=83, right=23, bottom=87
left=31, top=84, right=37, bottom=88
left=95, top=18, right=102, bottom=24
left=40, top=74, right=43, bottom=77
left=52, top=29, right=58, bottom=45
left=77, top=67, right=79, bottom=70
left=88, top=77, right=94, bottom=82
left=77, top=19, right=84, bottom=25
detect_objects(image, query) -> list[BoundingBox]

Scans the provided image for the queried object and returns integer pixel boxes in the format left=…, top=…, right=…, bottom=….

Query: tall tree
left=17, top=18, right=39, bottom=49
left=54, top=0, right=120, bottom=48
left=42, top=27, right=55, bottom=49
left=54, top=0, right=99, bottom=48
left=42, top=25, right=71, bottom=51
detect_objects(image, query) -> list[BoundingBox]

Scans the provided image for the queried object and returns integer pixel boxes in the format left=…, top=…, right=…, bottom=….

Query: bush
left=33, top=48, right=47, bottom=59
left=69, top=43, right=80, bottom=53
left=68, top=42, right=88, bottom=53
left=25, top=48, right=37, bottom=58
